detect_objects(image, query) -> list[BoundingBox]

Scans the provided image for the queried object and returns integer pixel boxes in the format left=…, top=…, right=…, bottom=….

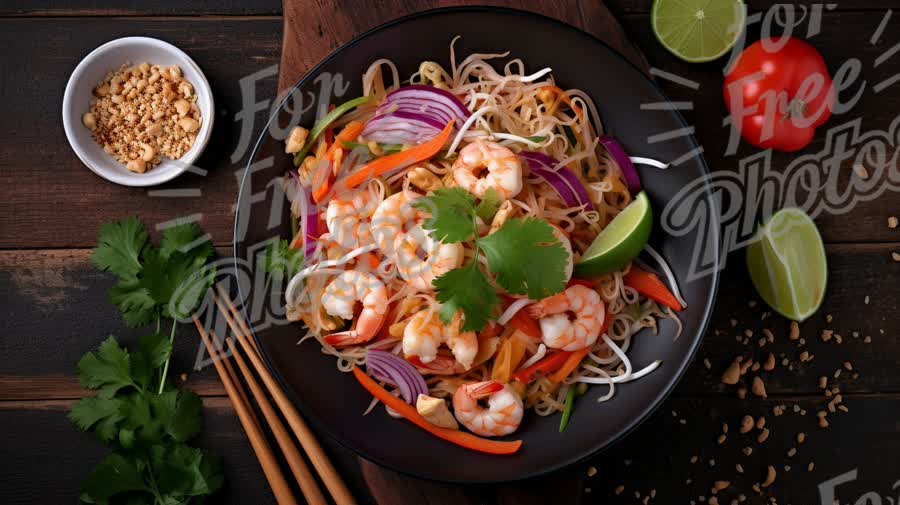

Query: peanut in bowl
left=62, top=37, right=214, bottom=187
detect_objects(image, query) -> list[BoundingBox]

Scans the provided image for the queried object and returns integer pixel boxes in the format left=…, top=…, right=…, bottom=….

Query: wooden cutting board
left=277, top=2, right=648, bottom=502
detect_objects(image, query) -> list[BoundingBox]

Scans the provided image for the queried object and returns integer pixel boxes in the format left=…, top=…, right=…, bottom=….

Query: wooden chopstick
left=225, top=336, right=327, bottom=505
left=192, top=319, right=297, bottom=505
left=213, top=287, right=357, bottom=505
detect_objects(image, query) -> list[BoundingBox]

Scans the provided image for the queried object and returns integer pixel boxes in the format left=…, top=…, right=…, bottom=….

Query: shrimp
left=452, top=140, right=523, bottom=200
left=321, top=270, right=388, bottom=346
left=403, top=310, right=478, bottom=369
left=325, top=186, right=378, bottom=249
left=527, top=284, right=606, bottom=351
left=452, top=381, right=524, bottom=437
left=372, top=191, right=463, bottom=290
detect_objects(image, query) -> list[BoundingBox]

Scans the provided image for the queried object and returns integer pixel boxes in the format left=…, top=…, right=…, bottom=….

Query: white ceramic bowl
left=62, top=37, right=214, bottom=187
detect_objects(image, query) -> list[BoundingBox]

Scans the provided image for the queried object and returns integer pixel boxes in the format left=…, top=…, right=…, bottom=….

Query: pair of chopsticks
left=193, top=286, right=355, bottom=505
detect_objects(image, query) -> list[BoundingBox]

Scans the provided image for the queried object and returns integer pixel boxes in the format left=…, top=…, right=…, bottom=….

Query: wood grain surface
left=0, top=1, right=898, bottom=504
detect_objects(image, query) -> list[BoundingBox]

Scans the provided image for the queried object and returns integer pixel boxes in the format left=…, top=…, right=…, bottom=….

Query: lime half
left=746, top=208, right=827, bottom=322
left=574, top=191, right=652, bottom=278
left=652, top=0, right=746, bottom=63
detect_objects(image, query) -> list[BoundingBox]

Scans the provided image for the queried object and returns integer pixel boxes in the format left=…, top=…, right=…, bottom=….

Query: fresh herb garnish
left=74, top=218, right=222, bottom=504
left=415, top=187, right=568, bottom=331
left=342, top=141, right=404, bottom=155
left=525, top=135, right=547, bottom=143
left=70, top=335, right=223, bottom=504
left=474, top=187, right=501, bottom=223
left=262, top=238, right=304, bottom=280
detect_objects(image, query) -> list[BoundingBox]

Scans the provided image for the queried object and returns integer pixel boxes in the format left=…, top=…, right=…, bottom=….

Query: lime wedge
left=651, top=0, right=746, bottom=63
left=574, top=191, right=653, bottom=278
left=746, top=208, right=827, bottom=322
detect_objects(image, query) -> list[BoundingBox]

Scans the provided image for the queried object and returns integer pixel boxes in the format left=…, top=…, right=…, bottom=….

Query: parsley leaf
left=263, top=238, right=304, bottom=280
left=478, top=218, right=568, bottom=300
left=91, top=217, right=147, bottom=279
left=414, top=187, right=477, bottom=243
left=433, top=262, right=499, bottom=332
left=478, top=218, right=568, bottom=299
left=475, top=187, right=502, bottom=223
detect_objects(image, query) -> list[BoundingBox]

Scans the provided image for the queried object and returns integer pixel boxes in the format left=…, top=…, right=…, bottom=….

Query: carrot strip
left=548, top=348, right=591, bottom=384
left=339, top=120, right=454, bottom=191
left=325, top=121, right=364, bottom=160
left=311, top=160, right=335, bottom=204
left=512, top=351, right=571, bottom=384
left=351, top=366, right=522, bottom=455
left=508, top=309, right=541, bottom=340
left=623, top=267, right=682, bottom=311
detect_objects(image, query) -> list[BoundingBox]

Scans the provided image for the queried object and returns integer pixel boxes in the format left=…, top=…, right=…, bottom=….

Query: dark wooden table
left=1, top=1, right=898, bottom=504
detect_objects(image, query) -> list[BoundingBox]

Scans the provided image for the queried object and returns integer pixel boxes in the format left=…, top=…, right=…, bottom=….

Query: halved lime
left=746, top=208, right=827, bottom=322
left=574, top=191, right=653, bottom=278
left=651, top=0, right=746, bottom=63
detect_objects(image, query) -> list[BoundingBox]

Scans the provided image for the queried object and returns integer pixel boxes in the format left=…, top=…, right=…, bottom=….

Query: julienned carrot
left=623, top=267, right=682, bottom=312
left=325, top=121, right=364, bottom=160
left=540, top=85, right=583, bottom=118
left=311, top=159, right=335, bottom=204
left=512, top=351, right=571, bottom=384
left=548, top=297, right=613, bottom=383
left=351, top=366, right=522, bottom=455
left=339, top=120, right=455, bottom=190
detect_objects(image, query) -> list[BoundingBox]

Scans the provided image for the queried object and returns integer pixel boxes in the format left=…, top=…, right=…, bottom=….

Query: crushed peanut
left=84, top=63, right=201, bottom=172
left=762, top=466, right=777, bottom=487
left=789, top=321, right=800, bottom=341
left=722, top=361, right=741, bottom=385
left=752, top=376, right=767, bottom=398
left=889, top=216, right=898, bottom=229
left=757, top=428, right=770, bottom=443
left=740, top=416, right=754, bottom=433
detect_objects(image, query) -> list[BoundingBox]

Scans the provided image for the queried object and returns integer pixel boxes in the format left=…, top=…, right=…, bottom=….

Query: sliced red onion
left=366, top=349, right=428, bottom=405
left=519, top=151, right=594, bottom=211
left=382, top=85, right=471, bottom=122
left=598, top=136, right=642, bottom=195
left=362, top=85, right=471, bottom=146
left=296, top=189, right=318, bottom=258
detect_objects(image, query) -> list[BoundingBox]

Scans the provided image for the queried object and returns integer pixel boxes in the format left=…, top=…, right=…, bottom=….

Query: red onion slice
left=519, top=151, right=594, bottom=211
left=366, top=350, right=428, bottom=405
left=598, top=136, right=642, bottom=195
left=384, top=84, right=471, bottom=121
left=362, top=85, right=471, bottom=146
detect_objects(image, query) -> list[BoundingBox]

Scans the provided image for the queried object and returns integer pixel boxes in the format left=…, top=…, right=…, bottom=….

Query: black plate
left=234, top=7, right=720, bottom=483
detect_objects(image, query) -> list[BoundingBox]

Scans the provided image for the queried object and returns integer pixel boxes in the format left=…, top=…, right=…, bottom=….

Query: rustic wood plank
left=0, top=18, right=282, bottom=249
left=0, top=397, right=371, bottom=505
left=1, top=394, right=896, bottom=505
left=2, top=242, right=897, bottom=400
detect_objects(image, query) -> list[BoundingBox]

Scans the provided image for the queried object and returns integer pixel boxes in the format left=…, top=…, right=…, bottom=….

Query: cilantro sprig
left=414, top=188, right=568, bottom=332
left=74, top=217, right=221, bottom=504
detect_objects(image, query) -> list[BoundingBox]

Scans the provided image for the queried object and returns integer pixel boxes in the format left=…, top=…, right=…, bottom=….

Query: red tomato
left=723, top=37, right=835, bottom=152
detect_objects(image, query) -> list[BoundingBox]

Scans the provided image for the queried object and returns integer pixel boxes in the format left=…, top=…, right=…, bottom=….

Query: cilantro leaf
left=77, top=336, right=135, bottom=399
left=80, top=453, right=149, bottom=503
left=165, top=391, right=203, bottom=442
left=414, top=187, right=477, bottom=243
left=69, top=396, right=123, bottom=433
left=475, top=187, right=502, bottom=223
left=433, top=262, right=499, bottom=332
left=91, top=217, right=147, bottom=279
left=152, top=444, right=225, bottom=499
left=477, top=218, right=568, bottom=299
left=131, top=333, right=172, bottom=390
left=159, top=222, right=213, bottom=261
left=110, top=278, right=156, bottom=328
left=263, top=238, right=304, bottom=280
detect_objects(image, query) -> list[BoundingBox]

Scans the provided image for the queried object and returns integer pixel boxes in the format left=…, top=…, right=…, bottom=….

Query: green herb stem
left=157, top=318, right=177, bottom=394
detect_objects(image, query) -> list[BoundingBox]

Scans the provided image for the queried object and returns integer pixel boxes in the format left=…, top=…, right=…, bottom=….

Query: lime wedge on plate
left=746, top=208, right=827, bottom=322
left=574, top=191, right=652, bottom=277
left=651, top=0, right=746, bottom=63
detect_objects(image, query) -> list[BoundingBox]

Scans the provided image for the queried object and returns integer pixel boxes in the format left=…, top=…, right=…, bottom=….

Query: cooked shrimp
left=452, top=140, right=523, bottom=200
left=372, top=190, right=463, bottom=290
left=403, top=310, right=478, bottom=369
left=325, top=187, right=378, bottom=249
left=527, top=284, right=605, bottom=351
left=453, top=381, right=524, bottom=437
left=321, top=270, right=388, bottom=346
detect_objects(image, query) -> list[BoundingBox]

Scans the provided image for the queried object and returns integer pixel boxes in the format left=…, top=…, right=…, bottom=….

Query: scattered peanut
left=762, top=466, right=777, bottom=487
left=789, top=321, right=800, bottom=341
left=722, top=361, right=741, bottom=385
left=740, top=416, right=754, bottom=434
left=752, top=376, right=767, bottom=398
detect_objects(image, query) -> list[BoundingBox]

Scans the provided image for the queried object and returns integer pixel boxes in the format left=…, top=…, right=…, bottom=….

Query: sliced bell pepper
left=507, top=308, right=541, bottom=340
left=512, top=351, right=572, bottom=384
left=623, top=267, right=682, bottom=311
left=339, top=120, right=454, bottom=191
left=351, top=366, right=522, bottom=455
left=558, top=383, right=577, bottom=432
left=478, top=321, right=502, bottom=341
left=491, top=337, right=527, bottom=384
